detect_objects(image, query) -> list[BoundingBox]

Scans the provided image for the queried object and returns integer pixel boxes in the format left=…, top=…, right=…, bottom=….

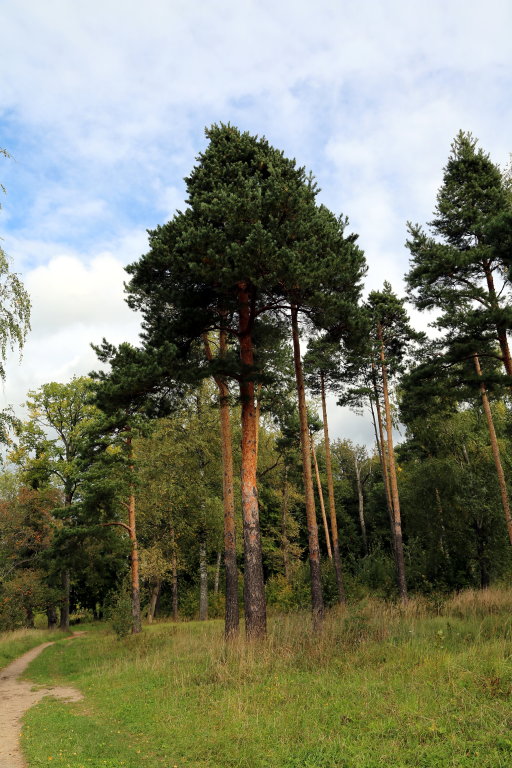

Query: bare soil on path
left=0, top=634, right=84, bottom=768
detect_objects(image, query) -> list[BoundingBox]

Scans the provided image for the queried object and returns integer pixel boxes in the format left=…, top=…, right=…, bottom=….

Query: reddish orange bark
left=473, top=353, right=512, bottom=545
left=203, top=330, right=239, bottom=637
left=311, top=437, right=332, bottom=560
left=378, top=325, right=408, bottom=603
left=371, top=363, right=394, bottom=531
left=291, top=304, right=324, bottom=631
left=320, top=373, right=345, bottom=602
left=238, top=282, right=266, bottom=639
left=483, top=264, right=512, bottom=379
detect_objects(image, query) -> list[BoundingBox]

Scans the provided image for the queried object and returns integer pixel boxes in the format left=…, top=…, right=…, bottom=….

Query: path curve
left=0, top=634, right=84, bottom=768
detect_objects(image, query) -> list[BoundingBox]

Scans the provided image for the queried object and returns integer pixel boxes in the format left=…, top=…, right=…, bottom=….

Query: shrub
left=105, top=590, right=133, bottom=638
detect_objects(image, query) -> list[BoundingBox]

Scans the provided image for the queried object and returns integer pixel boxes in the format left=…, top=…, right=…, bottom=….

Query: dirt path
left=0, top=635, right=84, bottom=768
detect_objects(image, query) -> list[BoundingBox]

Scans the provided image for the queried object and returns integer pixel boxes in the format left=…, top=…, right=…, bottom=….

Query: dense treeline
left=1, top=127, right=511, bottom=637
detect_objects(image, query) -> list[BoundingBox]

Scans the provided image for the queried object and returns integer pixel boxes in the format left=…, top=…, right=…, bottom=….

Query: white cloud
left=0, top=248, right=142, bottom=412
left=26, top=253, right=136, bottom=335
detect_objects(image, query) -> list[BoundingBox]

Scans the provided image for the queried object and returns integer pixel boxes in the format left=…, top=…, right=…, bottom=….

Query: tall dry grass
left=74, top=586, right=512, bottom=691
left=444, top=585, right=512, bottom=617
left=203, top=587, right=512, bottom=683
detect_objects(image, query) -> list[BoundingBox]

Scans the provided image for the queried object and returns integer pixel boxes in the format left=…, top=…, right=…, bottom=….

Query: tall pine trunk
left=291, top=304, right=324, bottom=630
left=238, top=282, right=266, bottom=639
left=320, top=374, right=345, bottom=602
left=203, top=329, right=239, bottom=638
left=370, top=366, right=395, bottom=535
left=378, top=326, right=408, bottom=603
left=311, top=437, right=332, bottom=559
left=473, top=353, right=512, bottom=545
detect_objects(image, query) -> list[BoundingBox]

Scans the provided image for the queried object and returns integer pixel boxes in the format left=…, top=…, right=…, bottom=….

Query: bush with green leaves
left=105, top=589, right=133, bottom=638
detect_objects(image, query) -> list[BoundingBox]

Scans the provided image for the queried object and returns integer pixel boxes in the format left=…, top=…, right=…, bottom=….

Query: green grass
left=0, top=627, right=72, bottom=669
left=15, top=590, right=512, bottom=767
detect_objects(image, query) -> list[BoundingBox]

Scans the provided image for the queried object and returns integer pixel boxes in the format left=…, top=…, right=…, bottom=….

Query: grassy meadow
left=4, top=589, right=512, bottom=767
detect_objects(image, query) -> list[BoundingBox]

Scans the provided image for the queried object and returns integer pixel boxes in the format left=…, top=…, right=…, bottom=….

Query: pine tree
left=126, top=125, right=365, bottom=635
left=400, top=330, right=512, bottom=547
left=126, top=126, right=306, bottom=637
left=406, top=131, right=512, bottom=380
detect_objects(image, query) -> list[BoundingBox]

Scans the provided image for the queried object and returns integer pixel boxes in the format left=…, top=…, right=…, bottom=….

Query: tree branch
left=100, top=521, right=132, bottom=534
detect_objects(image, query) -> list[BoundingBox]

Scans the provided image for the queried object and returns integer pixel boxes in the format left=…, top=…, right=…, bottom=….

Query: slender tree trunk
left=291, top=304, right=324, bottom=630
left=281, top=466, right=291, bottom=582
left=214, top=550, right=222, bottom=596
left=218, top=342, right=239, bottom=637
left=128, top=487, right=142, bottom=633
left=311, top=437, right=332, bottom=559
left=170, top=524, right=179, bottom=621
left=199, top=535, right=208, bottom=621
left=238, top=282, right=266, bottom=639
left=320, top=373, right=346, bottom=604
left=124, top=435, right=142, bottom=634
left=473, top=353, right=512, bottom=545
left=370, top=375, right=397, bottom=568
left=354, top=459, right=368, bottom=555
left=371, top=366, right=395, bottom=531
left=370, top=393, right=391, bottom=556
left=59, top=570, right=70, bottom=630
left=320, top=375, right=345, bottom=602
left=25, top=606, right=35, bottom=629
left=47, top=605, right=58, bottom=630
left=378, top=326, right=408, bottom=603
left=220, top=385, right=239, bottom=635
left=204, top=328, right=240, bottom=637
left=147, top=579, right=161, bottom=624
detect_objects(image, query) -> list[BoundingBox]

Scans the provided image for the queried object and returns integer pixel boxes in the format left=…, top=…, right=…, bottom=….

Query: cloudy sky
left=1, top=0, right=511, bottom=443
